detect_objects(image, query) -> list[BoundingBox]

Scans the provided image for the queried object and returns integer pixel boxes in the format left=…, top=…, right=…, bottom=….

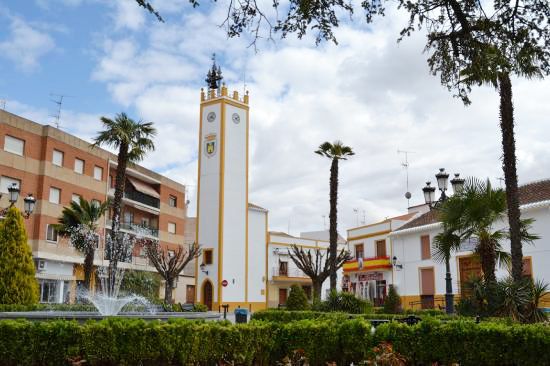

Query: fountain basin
left=0, top=311, right=221, bottom=322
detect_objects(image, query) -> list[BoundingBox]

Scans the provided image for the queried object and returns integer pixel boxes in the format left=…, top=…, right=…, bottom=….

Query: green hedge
left=1, top=317, right=549, bottom=365
left=250, top=309, right=460, bottom=322
left=0, top=304, right=97, bottom=312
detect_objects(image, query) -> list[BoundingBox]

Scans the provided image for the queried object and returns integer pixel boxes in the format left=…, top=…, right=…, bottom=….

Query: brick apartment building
left=0, top=109, right=195, bottom=304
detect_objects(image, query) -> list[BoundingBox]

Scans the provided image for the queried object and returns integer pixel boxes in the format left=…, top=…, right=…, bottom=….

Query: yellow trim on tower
left=217, top=99, right=226, bottom=306
left=245, top=106, right=249, bottom=302
left=201, top=96, right=250, bottom=110
left=194, top=95, right=204, bottom=303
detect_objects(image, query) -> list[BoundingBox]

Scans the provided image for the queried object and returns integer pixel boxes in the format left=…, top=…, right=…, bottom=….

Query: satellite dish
left=405, top=192, right=412, bottom=199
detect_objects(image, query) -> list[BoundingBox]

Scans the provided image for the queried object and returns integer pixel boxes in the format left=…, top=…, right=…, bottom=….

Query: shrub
left=286, top=285, right=309, bottom=311
left=0, top=207, right=38, bottom=305
left=120, top=270, right=161, bottom=300
left=321, top=290, right=372, bottom=314
left=193, top=303, right=208, bottom=312
left=383, top=285, right=402, bottom=314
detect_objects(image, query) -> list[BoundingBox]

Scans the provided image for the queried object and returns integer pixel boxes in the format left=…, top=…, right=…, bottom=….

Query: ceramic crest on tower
left=205, top=53, right=223, bottom=90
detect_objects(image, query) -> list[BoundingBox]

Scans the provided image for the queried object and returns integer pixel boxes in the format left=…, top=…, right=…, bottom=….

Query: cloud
left=86, top=2, right=550, bottom=235
left=0, top=15, right=56, bottom=72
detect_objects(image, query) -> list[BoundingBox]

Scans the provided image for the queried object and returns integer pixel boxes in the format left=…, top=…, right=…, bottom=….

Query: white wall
left=248, top=209, right=267, bottom=303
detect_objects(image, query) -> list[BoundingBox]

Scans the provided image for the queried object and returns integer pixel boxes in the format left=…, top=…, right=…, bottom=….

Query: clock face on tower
left=207, top=112, right=216, bottom=122
left=232, top=113, right=240, bottom=124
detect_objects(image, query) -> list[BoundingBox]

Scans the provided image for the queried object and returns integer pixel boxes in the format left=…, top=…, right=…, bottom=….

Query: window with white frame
left=49, top=187, right=61, bottom=204
left=168, top=222, right=176, bottom=234
left=4, top=135, right=24, bottom=156
left=71, top=194, right=81, bottom=204
left=46, top=224, right=58, bottom=242
left=52, top=150, right=64, bottom=167
left=74, top=158, right=84, bottom=174
left=0, top=176, right=21, bottom=194
left=169, top=195, right=177, bottom=207
left=93, top=166, right=103, bottom=180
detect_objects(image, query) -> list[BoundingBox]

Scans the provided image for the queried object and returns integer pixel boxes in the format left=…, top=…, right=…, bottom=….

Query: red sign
left=222, top=280, right=228, bottom=287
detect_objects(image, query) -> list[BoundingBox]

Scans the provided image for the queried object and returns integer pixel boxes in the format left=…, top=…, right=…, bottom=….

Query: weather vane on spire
left=205, top=53, right=223, bottom=90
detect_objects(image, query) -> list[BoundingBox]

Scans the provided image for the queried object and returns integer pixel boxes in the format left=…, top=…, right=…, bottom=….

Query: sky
left=1, top=0, right=549, bottom=236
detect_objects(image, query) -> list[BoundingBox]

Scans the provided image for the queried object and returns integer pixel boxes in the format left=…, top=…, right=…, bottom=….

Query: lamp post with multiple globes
left=0, top=183, right=36, bottom=219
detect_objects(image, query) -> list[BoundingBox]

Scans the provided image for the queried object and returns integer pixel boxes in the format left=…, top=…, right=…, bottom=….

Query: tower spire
left=205, top=53, right=223, bottom=90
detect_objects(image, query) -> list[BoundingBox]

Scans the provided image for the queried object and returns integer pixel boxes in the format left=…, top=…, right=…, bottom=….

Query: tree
left=432, top=229, right=461, bottom=314
left=315, top=141, right=354, bottom=291
left=0, top=207, right=38, bottom=304
left=93, top=113, right=156, bottom=295
left=288, top=244, right=349, bottom=301
left=141, top=239, right=201, bottom=304
left=286, top=284, right=309, bottom=310
left=134, top=0, right=164, bottom=22
left=383, top=285, right=402, bottom=314
left=56, top=197, right=109, bottom=291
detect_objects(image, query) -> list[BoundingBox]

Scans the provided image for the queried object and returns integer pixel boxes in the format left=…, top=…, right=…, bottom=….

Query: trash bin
left=234, top=308, right=248, bottom=323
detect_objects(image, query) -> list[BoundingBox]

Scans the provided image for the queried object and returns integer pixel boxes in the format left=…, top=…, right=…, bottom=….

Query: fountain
left=0, top=225, right=220, bottom=321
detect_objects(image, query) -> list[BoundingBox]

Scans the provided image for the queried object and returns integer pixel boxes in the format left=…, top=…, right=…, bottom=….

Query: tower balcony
left=271, top=267, right=311, bottom=283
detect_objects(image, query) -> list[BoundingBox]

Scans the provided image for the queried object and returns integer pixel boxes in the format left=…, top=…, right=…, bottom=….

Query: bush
left=383, top=285, right=402, bottom=314
left=0, top=207, right=38, bottom=305
left=320, top=290, right=373, bottom=314
left=120, top=270, right=161, bottom=301
left=286, top=285, right=309, bottom=311
left=193, top=303, right=208, bottom=312
left=0, top=317, right=549, bottom=365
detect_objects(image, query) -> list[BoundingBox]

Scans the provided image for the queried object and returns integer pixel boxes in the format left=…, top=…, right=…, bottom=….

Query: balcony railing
left=106, top=220, right=159, bottom=238
left=124, top=189, right=160, bottom=209
left=343, top=256, right=392, bottom=272
left=272, top=267, right=309, bottom=278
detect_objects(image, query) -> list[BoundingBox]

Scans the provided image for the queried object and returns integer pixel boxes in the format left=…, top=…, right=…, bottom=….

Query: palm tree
left=93, top=113, right=156, bottom=294
left=315, top=141, right=354, bottom=290
left=432, top=229, right=461, bottom=314
left=56, top=198, right=109, bottom=291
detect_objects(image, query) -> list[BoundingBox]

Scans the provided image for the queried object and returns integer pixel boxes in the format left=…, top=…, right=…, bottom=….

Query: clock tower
left=195, top=60, right=250, bottom=311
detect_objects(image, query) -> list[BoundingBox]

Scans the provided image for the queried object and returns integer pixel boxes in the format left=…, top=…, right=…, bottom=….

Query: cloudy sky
left=1, top=0, right=549, bottom=236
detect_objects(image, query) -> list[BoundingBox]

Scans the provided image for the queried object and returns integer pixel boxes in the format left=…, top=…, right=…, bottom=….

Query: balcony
left=124, top=189, right=160, bottom=209
left=106, top=220, right=159, bottom=238
left=272, top=267, right=311, bottom=282
left=343, top=256, right=392, bottom=273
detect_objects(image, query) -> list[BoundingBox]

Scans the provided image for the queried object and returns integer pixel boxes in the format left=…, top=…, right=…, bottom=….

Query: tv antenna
left=353, top=208, right=359, bottom=226
left=398, top=149, right=415, bottom=207
left=496, top=177, right=505, bottom=188
left=50, top=93, right=74, bottom=129
left=0, top=99, right=5, bottom=110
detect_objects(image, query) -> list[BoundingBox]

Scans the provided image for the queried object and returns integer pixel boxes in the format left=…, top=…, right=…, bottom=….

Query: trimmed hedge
left=1, top=317, right=549, bottom=365
left=250, top=309, right=459, bottom=322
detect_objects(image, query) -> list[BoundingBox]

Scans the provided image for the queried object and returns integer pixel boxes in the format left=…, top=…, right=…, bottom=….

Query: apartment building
left=0, top=110, right=195, bottom=304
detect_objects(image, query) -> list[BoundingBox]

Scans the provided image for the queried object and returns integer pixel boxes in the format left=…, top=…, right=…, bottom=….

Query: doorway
left=279, top=288, right=288, bottom=305
left=458, top=256, right=482, bottom=295
left=202, top=281, right=213, bottom=310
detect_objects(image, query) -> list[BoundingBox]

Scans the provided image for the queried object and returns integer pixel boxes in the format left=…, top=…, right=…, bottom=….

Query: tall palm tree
left=315, top=141, right=354, bottom=290
left=56, top=198, right=109, bottom=291
left=93, top=113, right=156, bottom=294
left=432, top=229, right=461, bottom=314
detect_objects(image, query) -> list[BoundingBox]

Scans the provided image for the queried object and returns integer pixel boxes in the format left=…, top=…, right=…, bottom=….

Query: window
left=522, top=257, right=533, bottom=278
left=4, top=135, right=24, bottom=155
left=72, top=194, right=81, bottom=204
left=420, top=235, right=431, bottom=260
left=168, top=222, right=176, bottom=234
left=375, top=240, right=386, bottom=257
left=124, top=211, right=134, bottom=224
left=355, top=244, right=364, bottom=259
left=141, top=217, right=150, bottom=227
left=169, top=195, right=177, bottom=207
left=279, top=261, right=288, bottom=276
left=203, top=249, right=213, bottom=265
left=46, top=224, right=58, bottom=242
left=74, top=158, right=84, bottom=174
left=0, top=176, right=21, bottom=194
left=49, top=187, right=61, bottom=204
left=93, top=166, right=103, bottom=180
left=39, top=280, right=58, bottom=303
left=52, top=150, right=64, bottom=167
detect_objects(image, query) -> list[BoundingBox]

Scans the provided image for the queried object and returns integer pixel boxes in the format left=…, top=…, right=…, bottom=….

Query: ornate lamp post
left=0, top=183, right=36, bottom=218
left=421, top=169, right=464, bottom=314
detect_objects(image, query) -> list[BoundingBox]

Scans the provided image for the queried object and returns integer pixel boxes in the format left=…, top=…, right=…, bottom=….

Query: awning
left=127, top=177, right=160, bottom=198
left=35, top=273, right=76, bottom=281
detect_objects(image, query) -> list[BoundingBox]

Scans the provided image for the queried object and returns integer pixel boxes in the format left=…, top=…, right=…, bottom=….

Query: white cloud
left=0, top=15, right=56, bottom=72
left=113, top=0, right=147, bottom=31
left=88, top=2, right=550, bottom=235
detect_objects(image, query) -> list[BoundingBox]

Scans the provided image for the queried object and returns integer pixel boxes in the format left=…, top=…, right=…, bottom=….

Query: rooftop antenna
left=361, top=210, right=366, bottom=225
left=496, top=177, right=505, bottom=188
left=50, top=93, right=74, bottom=129
left=0, top=99, right=5, bottom=110
left=353, top=208, right=359, bottom=226
left=398, top=149, right=415, bottom=207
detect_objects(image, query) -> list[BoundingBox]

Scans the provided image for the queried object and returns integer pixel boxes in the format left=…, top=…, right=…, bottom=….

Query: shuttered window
left=421, top=235, right=431, bottom=260
left=376, top=240, right=386, bottom=257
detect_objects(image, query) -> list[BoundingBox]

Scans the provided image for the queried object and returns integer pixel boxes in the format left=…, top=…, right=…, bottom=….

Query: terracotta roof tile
left=394, top=179, right=550, bottom=232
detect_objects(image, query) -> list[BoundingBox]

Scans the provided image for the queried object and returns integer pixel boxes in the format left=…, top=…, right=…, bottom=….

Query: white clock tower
left=195, top=61, right=251, bottom=311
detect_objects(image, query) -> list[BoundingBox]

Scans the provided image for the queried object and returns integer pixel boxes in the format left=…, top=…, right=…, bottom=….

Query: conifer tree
left=0, top=207, right=38, bottom=304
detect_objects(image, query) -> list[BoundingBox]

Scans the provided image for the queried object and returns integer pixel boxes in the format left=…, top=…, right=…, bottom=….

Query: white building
left=390, top=179, right=550, bottom=310
left=194, top=79, right=343, bottom=311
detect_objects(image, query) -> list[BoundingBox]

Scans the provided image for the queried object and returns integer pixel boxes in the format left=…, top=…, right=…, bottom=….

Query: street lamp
left=422, top=169, right=464, bottom=209
left=421, top=168, right=464, bottom=315
left=0, top=183, right=36, bottom=218
left=200, top=263, right=209, bottom=276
